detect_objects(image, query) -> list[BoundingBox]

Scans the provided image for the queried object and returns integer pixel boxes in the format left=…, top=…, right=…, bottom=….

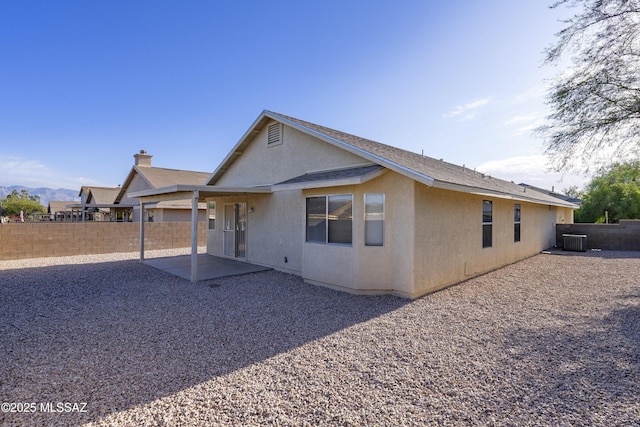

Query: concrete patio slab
left=143, top=254, right=271, bottom=281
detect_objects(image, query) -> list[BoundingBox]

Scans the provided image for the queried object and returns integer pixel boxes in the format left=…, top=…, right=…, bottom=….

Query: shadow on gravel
left=0, top=260, right=408, bottom=425
left=499, top=290, right=640, bottom=423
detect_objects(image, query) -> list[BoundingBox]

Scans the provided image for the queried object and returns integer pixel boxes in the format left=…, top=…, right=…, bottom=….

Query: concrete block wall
left=0, top=222, right=207, bottom=261
left=556, top=220, right=640, bottom=251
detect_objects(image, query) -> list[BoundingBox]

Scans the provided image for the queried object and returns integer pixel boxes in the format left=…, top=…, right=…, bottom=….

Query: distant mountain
left=0, top=186, right=79, bottom=207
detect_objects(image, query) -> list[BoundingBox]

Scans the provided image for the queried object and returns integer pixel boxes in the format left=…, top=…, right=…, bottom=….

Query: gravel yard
left=1, top=250, right=638, bottom=426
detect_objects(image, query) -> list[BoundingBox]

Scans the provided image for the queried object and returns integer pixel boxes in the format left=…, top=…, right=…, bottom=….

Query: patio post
left=190, top=191, right=199, bottom=282
left=140, top=200, right=145, bottom=262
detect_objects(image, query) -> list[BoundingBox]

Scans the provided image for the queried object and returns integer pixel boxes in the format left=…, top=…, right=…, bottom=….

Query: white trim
left=190, top=191, right=199, bottom=282
left=129, top=184, right=272, bottom=200
left=272, top=168, right=387, bottom=191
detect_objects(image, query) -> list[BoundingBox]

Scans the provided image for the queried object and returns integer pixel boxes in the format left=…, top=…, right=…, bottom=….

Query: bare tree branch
left=538, top=0, right=640, bottom=172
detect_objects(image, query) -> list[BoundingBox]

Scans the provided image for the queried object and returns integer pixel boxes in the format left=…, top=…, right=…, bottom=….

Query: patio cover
left=128, top=184, right=272, bottom=282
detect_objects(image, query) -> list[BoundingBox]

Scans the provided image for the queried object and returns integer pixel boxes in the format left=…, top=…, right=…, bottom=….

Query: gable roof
left=48, top=201, right=74, bottom=213
left=78, top=186, right=91, bottom=198
left=86, top=187, right=121, bottom=205
left=208, top=110, right=577, bottom=208
left=116, top=165, right=211, bottom=204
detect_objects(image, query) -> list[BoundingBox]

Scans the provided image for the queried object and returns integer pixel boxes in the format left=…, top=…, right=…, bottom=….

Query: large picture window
left=483, top=200, right=492, bottom=248
left=365, top=193, right=384, bottom=246
left=306, top=195, right=352, bottom=245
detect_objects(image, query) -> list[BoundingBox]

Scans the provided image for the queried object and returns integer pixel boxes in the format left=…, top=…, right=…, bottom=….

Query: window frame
left=364, top=193, right=384, bottom=246
left=305, top=194, right=353, bottom=246
left=514, top=203, right=521, bottom=243
left=482, top=200, right=493, bottom=248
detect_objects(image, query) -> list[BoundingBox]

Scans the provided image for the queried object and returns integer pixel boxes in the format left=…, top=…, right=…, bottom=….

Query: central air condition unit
left=563, top=234, right=587, bottom=252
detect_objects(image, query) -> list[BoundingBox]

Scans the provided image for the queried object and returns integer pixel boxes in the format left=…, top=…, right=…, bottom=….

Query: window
left=482, top=200, right=492, bottom=248
left=267, top=122, right=282, bottom=145
left=306, top=195, right=353, bottom=245
left=514, top=204, right=521, bottom=242
left=365, top=193, right=384, bottom=246
left=306, top=197, right=326, bottom=243
left=208, top=201, right=216, bottom=230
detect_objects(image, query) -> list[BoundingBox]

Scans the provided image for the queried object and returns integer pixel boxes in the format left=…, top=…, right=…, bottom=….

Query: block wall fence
left=0, top=222, right=207, bottom=261
left=556, top=220, right=640, bottom=251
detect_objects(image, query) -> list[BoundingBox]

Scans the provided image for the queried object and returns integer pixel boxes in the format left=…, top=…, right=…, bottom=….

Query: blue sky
left=0, top=1, right=585, bottom=193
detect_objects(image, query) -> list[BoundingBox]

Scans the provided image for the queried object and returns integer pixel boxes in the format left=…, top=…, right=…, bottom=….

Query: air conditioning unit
left=563, top=234, right=587, bottom=252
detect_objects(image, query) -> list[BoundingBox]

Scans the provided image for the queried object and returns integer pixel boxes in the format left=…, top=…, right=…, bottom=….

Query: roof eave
left=206, top=111, right=271, bottom=185
left=432, top=180, right=578, bottom=208
left=129, top=184, right=273, bottom=203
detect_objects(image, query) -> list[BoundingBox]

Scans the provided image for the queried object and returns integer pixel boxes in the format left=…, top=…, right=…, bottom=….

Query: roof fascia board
left=132, top=191, right=197, bottom=204
left=130, top=184, right=272, bottom=200
left=132, top=165, right=156, bottom=188
left=206, top=111, right=270, bottom=185
left=266, top=111, right=435, bottom=188
left=82, top=204, right=130, bottom=208
left=115, top=166, right=154, bottom=203
left=114, top=169, right=136, bottom=203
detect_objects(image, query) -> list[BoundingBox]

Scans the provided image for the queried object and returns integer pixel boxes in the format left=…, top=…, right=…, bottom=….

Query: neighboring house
left=132, top=111, right=577, bottom=298
left=114, top=150, right=210, bottom=222
left=48, top=201, right=77, bottom=221
left=70, top=186, right=121, bottom=221
left=85, top=187, right=122, bottom=221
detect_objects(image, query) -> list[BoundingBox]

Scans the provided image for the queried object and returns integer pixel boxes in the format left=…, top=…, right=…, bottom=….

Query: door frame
left=223, top=202, right=247, bottom=259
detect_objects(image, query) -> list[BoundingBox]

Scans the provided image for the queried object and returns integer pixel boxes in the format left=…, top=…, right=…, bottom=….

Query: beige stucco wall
left=412, top=185, right=573, bottom=298
left=207, top=120, right=376, bottom=277
left=120, top=173, right=151, bottom=206
left=214, top=122, right=371, bottom=187
left=302, top=172, right=416, bottom=296
left=206, top=191, right=304, bottom=275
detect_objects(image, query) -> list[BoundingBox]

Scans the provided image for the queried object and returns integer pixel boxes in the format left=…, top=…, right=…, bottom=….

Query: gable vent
left=267, top=123, right=282, bottom=145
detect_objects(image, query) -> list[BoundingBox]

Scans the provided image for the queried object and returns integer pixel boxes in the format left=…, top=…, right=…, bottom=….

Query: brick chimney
left=134, top=150, right=152, bottom=167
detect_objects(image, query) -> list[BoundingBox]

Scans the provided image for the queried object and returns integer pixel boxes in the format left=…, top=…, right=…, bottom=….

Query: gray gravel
left=1, top=250, right=639, bottom=426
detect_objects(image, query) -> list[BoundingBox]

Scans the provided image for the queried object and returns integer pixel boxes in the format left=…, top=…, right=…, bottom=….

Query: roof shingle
left=268, top=111, right=575, bottom=207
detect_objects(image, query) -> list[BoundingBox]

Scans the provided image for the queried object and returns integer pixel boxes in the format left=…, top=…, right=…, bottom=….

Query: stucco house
left=47, top=201, right=77, bottom=221
left=114, top=150, right=210, bottom=222
left=132, top=111, right=576, bottom=298
left=71, top=186, right=122, bottom=221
